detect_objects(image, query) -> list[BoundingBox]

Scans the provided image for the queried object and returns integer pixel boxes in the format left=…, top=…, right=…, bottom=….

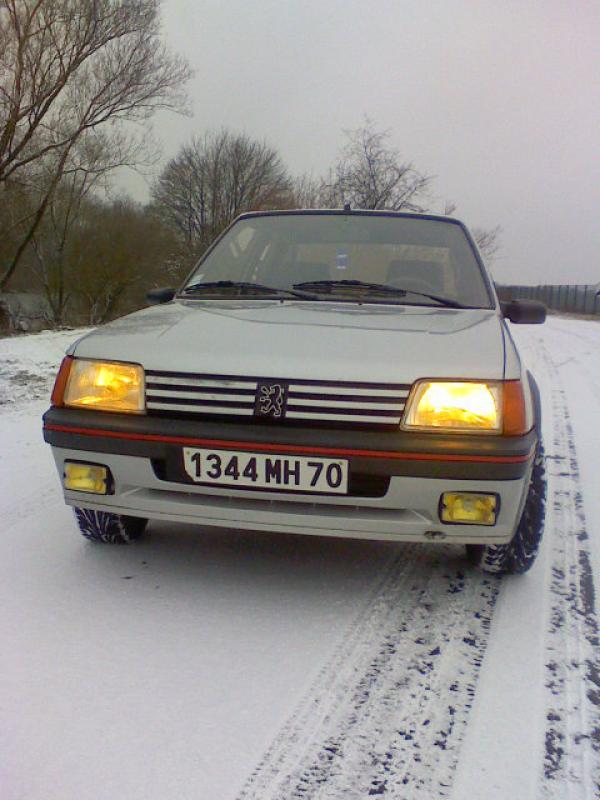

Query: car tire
left=74, top=508, right=148, bottom=544
left=466, top=442, right=546, bottom=575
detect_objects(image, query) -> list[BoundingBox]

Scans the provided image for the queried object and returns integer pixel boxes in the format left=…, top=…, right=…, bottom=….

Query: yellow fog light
left=64, top=462, right=110, bottom=494
left=440, top=492, right=498, bottom=525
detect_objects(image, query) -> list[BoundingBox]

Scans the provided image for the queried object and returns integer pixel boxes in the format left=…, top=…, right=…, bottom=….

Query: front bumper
left=43, top=408, right=536, bottom=544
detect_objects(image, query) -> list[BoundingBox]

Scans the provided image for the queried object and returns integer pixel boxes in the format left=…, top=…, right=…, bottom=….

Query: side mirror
left=500, top=299, right=546, bottom=324
left=147, top=287, right=175, bottom=305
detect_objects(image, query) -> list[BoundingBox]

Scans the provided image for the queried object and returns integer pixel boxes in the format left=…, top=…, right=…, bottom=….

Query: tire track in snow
left=539, top=320, right=600, bottom=407
left=237, top=547, right=500, bottom=799
left=538, top=343, right=600, bottom=798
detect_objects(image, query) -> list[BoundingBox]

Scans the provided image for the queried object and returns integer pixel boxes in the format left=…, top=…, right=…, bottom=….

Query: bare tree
left=27, top=128, right=153, bottom=324
left=472, top=225, right=501, bottom=261
left=442, top=201, right=501, bottom=261
left=30, top=181, right=81, bottom=326
left=0, top=178, right=31, bottom=273
left=0, top=0, right=190, bottom=289
left=320, top=120, right=431, bottom=211
left=68, top=197, right=173, bottom=324
left=152, top=130, right=291, bottom=262
left=285, top=174, right=323, bottom=209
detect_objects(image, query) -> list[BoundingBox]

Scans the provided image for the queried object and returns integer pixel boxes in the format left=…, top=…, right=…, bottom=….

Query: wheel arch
left=526, top=370, right=542, bottom=434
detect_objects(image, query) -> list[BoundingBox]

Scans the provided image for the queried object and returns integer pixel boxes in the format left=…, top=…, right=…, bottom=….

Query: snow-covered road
left=1, top=318, right=598, bottom=800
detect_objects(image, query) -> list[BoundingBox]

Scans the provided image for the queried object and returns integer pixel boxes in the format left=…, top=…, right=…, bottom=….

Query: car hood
left=70, top=300, right=506, bottom=383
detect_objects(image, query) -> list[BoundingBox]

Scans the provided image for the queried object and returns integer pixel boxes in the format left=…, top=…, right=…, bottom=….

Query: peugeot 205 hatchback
left=43, top=210, right=547, bottom=573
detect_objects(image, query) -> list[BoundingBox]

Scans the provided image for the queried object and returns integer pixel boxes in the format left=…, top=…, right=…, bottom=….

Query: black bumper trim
left=43, top=407, right=536, bottom=481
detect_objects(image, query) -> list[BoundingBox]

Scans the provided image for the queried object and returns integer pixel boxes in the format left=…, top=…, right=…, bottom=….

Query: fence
left=496, top=283, right=600, bottom=316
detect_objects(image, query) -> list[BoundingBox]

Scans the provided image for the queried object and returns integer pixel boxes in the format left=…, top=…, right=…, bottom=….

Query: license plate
left=183, top=447, right=348, bottom=494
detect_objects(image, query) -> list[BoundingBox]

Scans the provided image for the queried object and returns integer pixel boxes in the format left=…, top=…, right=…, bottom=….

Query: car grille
left=145, top=370, right=411, bottom=426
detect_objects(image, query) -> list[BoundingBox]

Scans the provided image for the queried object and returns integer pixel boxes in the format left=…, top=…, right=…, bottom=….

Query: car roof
left=236, top=208, right=466, bottom=226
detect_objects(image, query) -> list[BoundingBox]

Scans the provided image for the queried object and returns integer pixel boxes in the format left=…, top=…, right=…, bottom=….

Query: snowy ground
left=0, top=318, right=598, bottom=800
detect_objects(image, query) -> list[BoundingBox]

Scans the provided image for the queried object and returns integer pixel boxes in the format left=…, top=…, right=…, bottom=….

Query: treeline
left=1, top=186, right=179, bottom=325
left=0, top=2, right=498, bottom=328
left=0, top=0, right=190, bottom=327
left=2, top=121, right=499, bottom=327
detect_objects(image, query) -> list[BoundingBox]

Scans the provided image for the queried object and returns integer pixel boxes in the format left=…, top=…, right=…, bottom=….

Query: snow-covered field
left=1, top=318, right=599, bottom=800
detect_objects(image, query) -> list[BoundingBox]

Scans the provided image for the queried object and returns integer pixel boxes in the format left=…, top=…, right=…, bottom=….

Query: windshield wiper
left=392, top=288, right=467, bottom=308
left=293, top=279, right=407, bottom=297
left=181, top=280, right=319, bottom=300
left=293, top=279, right=466, bottom=308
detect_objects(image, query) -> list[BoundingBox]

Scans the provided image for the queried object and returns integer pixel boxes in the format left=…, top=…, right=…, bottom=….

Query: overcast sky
left=124, top=0, right=600, bottom=285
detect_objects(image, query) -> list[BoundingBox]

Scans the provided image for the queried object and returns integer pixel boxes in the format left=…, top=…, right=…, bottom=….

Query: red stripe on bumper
left=44, top=423, right=535, bottom=464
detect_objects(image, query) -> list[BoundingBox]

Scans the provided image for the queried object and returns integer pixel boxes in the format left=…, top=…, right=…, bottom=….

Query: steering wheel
left=391, top=278, right=436, bottom=296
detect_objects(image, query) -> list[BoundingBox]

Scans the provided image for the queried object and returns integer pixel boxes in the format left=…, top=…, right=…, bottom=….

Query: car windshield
left=181, top=213, right=493, bottom=308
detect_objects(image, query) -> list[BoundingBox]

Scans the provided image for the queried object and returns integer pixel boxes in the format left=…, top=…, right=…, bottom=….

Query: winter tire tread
left=73, top=508, right=147, bottom=544
left=467, top=443, right=546, bottom=575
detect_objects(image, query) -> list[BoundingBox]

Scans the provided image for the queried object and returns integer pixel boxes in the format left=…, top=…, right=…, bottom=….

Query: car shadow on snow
left=73, top=520, right=477, bottom=604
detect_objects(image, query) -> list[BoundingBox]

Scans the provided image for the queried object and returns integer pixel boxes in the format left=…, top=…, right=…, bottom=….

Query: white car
left=44, top=210, right=547, bottom=573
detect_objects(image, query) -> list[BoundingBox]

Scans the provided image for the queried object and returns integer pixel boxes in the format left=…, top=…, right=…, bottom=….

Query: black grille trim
left=146, top=369, right=410, bottom=391
left=145, top=370, right=411, bottom=428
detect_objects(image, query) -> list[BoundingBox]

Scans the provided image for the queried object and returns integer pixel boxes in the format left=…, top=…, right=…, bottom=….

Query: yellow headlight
left=63, top=359, right=144, bottom=413
left=403, top=381, right=501, bottom=432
